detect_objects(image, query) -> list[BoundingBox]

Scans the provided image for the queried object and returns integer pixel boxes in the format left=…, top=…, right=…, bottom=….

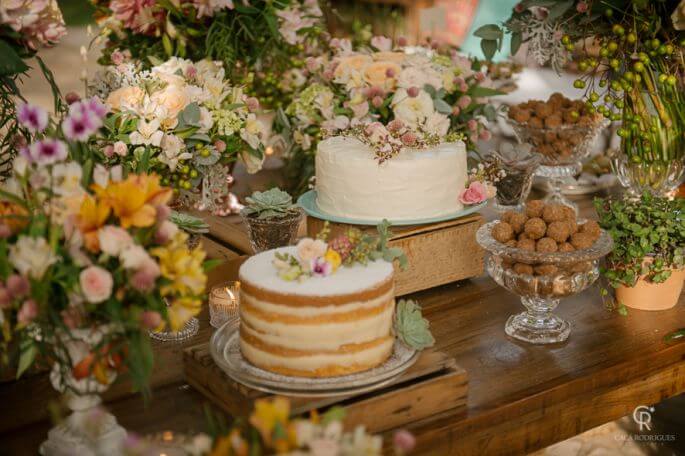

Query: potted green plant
left=595, top=193, right=685, bottom=310
left=240, top=188, right=304, bottom=252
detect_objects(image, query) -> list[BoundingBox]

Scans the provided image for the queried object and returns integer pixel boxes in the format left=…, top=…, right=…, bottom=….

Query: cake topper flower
left=458, top=161, right=503, bottom=206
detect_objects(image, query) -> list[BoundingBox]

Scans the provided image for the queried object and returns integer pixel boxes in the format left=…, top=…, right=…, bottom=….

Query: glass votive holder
left=209, top=281, right=240, bottom=328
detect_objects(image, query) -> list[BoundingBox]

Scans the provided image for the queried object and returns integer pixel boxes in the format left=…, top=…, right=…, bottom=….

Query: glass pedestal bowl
left=476, top=221, right=613, bottom=344
left=509, top=119, right=608, bottom=213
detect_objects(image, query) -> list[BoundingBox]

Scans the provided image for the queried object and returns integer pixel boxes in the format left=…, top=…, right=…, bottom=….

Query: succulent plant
left=394, top=299, right=435, bottom=350
left=491, top=142, right=542, bottom=169
left=169, top=211, right=209, bottom=234
left=242, top=187, right=300, bottom=220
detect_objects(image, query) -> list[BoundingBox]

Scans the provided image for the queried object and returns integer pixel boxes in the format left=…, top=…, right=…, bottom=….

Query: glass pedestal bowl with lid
left=509, top=119, right=608, bottom=213
left=476, top=221, right=613, bottom=344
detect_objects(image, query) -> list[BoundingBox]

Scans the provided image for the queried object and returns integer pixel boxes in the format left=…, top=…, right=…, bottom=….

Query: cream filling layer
left=240, top=302, right=394, bottom=351
left=241, top=289, right=395, bottom=317
left=240, top=337, right=393, bottom=371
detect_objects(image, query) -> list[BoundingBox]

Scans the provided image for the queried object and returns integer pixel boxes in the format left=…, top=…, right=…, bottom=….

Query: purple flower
left=310, top=257, right=333, bottom=277
left=26, top=138, right=68, bottom=165
left=80, top=96, right=109, bottom=119
left=17, top=104, right=48, bottom=133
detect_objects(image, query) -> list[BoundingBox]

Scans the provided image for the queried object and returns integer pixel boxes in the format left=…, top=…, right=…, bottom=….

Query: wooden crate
left=184, top=345, right=467, bottom=434
left=307, top=214, right=485, bottom=296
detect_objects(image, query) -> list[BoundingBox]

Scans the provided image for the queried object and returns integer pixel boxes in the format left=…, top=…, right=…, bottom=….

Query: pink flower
left=17, top=104, right=48, bottom=133
left=407, top=86, right=420, bottom=98
left=0, top=287, right=10, bottom=309
left=131, top=264, right=159, bottom=292
left=467, top=119, right=478, bottom=131
left=185, top=65, right=197, bottom=79
left=452, top=106, right=461, bottom=116
left=111, top=50, right=126, bottom=65
left=397, top=36, right=408, bottom=47
left=103, top=145, right=115, bottom=158
left=514, top=3, right=524, bottom=13
left=245, top=97, right=260, bottom=112
left=400, top=132, right=417, bottom=146
left=371, top=35, right=392, bottom=51
left=0, top=225, right=10, bottom=239
left=387, top=119, right=405, bottom=132
left=6, top=274, right=30, bottom=299
left=110, top=0, right=161, bottom=34
left=140, top=310, right=162, bottom=329
left=214, top=140, right=226, bottom=153
left=372, top=96, right=384, bottom=108
left=81, top=97, right=108, bottom=119
left=393, top=429, right=416, bottom=455
left=65, top=92, right=81, bottom=105
left=155, top=204, right=171, bottom=222
left=17, top=299, right=38, bottom=325
left=191, top=0, right=234, bottom=18
left=98, top=225, right=134, bottom=256
left=155, top=220, right=178, bottom=244
left=310, top=257, right=333, bottom=277
left=576, top=1, right=588, bottom=13
left=26, top=138, right=67, bottom=165
left=1, top=0, right=66, bottom=49
left=459, top=181, right=489, bottom=205
left=475, top=72, right=485, bottom=82
left=79, top=266, right=113, bottom=304
left=458, top=95, right=472, bottom=109
left=62, top=102, right=103, bottom=141
left=479, top=129, right=492, bottom=141
left=113, top=141, right=128, bottom=157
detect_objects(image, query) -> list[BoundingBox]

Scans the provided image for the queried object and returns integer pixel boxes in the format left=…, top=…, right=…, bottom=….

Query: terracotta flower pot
left=615, top=268, right=685, bottom=311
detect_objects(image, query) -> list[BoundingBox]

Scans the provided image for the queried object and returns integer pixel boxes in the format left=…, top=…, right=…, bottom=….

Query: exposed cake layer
left=315, top=136, right=468, bottom=221
left=238, top=247, right=397, bottom=377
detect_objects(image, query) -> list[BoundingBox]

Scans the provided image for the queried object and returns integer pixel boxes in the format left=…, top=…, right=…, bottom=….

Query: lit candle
left=209, top=281, right=240, bottom=328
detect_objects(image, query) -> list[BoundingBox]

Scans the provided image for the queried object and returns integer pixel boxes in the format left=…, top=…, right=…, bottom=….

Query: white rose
left=423, top=111, right=450, bottom=137
left=98, top=225, right=134, bottom=256
left=120, top=244, right=153, bottom=270
left=9, top=236, right=58, bottom=279
left=392, top=89, right=435, bottom=129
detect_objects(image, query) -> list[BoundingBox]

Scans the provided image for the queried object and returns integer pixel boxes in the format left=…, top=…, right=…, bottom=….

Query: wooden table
left=3, top=195, right=685, bottom=455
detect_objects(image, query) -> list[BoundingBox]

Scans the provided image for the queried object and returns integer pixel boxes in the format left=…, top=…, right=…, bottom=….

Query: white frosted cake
left=238, top=246, right=396, bottom=377
left=315, top=136, right=468, bottom=221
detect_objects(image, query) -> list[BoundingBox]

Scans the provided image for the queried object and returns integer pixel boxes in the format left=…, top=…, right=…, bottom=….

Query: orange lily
left=75, top=194, right=110, bottom=252
left=95, top=174, right=172, bottom=229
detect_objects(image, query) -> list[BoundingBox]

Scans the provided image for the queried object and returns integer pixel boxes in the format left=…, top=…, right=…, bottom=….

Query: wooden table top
left=3, top=193, right=685, bottom=455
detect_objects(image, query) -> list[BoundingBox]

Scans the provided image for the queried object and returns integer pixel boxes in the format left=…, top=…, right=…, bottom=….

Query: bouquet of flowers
left=477, top=0, right=685, bottom=191
left=278, top=36, right=502, bottom=195
left=0, top=103, right=212, bottom=395
left=89, top=57, right=266, bottom=214
left=0, top=0, right=67, bottom=178
left=91, top=0, right=326, bottom=109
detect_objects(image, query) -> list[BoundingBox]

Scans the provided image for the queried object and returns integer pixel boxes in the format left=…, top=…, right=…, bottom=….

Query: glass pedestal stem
left=505, top=296, right=571, bottom=344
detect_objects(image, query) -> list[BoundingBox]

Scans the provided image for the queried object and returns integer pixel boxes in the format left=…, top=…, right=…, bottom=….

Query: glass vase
left=241, top=209, right=304, bottom=253
left=493, top=156, right=542, bottom=213
left=611, top=153, right=685, bottom=198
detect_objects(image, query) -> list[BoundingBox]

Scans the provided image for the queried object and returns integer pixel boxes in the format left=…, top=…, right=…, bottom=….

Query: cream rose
left=372, top=51, right=406, bottom=64
left=79, top=266, right=113, bottom=304
left=98, top=225, right=133, bottom=257
left=334, top=54, right=373, bottom=86
left=363, top=61, right=402, bottom=90
left=296, top=238, right=328, bottom=264
left=392, top=88, right=435, bottom=129
left=106, top=86, right=145, bottom=111
left=151, top=84, right=190, bottom=119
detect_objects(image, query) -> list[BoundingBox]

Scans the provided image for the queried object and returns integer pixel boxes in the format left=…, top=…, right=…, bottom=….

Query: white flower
left=198, top=106, right=213, bottom=132
left=9, top=236, right=58, bottom=279
left=98, top=225, right=134, bottom=256
left=321, top=115, right=350, bottom=132
left=370, top=35, right=392, bottom=51
left=423, top=111, right=450, bottom=137
left=397, top=66, right=441, bottom=90
left=158, top=134, right=192, bottom=171
left=392, top=89, right=435, bottom=129
left=130, top=119, right=163, bottom=147
left=92, top=164, right=110, bottom=188
left=13, top=155, right=29, bottom=176
left=240, top=150, right=265, bottom=174
left=119, top=244, right=153, bottom=270
left=151, top=57, right=192, bottom=77
left=52, top=162, right=83, bottom=197
left=240, top=113, right=265, bottom=150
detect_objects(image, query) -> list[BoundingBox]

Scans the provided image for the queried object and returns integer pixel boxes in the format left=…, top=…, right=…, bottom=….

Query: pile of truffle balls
left=491, top=200, right=602, bottom=277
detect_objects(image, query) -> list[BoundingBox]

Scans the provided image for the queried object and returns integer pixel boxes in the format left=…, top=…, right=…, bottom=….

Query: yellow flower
left=152, top=231, right=207, bottom=297
left=166, top=295, right=202, bottom=332
left=95, top=174, right=172, bottom=229
left=249, top=398, right=291, bottom=448
left=75, top=194, right=111, bottom=252
left=324, top=249, right=342, bottom=271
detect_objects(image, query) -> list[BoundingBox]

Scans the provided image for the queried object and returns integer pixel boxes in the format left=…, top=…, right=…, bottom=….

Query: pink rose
left=458, top=95, right=472, bottom=109
left=98, top=225, right=134, bottom=257
left=6, top=274, right=30, bottom=298
left=111, top=50, right=125, bottom=65
left=113, top=141, right=128, bottom=157
left=155, top=204, right=171, bottom=222
left=131, top=267, right=157, bottom=292
left=452, top=106, right=461, bottom=116
left=576, top=1, right=588, bottom=13
left=79, top=266, right=113, bottom=304
left=467, top=119, right=478, bottom=131
left=155, top=220, right=179, bottom=244
left=214, top=140, right=226, bottom=153
left=393, top=429, right=416, bottom=454
left=18, top=299, right=38, bottom=325
left=103, top=145, right=115, bottom=158
left=140, top=310, right=162, bottom=329
left=459, top=181, right=489, bottom=205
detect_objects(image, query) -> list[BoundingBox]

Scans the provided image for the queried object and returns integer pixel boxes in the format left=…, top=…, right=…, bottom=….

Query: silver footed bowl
left=476, top=221, right=613, bottom=345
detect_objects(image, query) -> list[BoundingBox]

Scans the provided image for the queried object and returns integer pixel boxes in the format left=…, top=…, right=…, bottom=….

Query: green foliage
left=242, top=187, right=299, bottom=220
left=595, top=193, right=685, bottom=288
left=169, top=211, right=210, bottom=234
left=394, top=299, right=435, bottom=350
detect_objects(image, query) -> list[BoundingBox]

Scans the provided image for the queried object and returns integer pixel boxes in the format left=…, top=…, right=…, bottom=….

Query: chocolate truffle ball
left=517, top=238, right=536, bottom=251
left=570, top=232, right=594, bottom=250
left=509, top=213, right=528, bottom=234
left=558, top=242, right=575, bottom=252
left=502, top=211, right=517, bottom=224
left=536, top=237, right=558, bottom=253
left=524, top=217, right=547, bottom=240
left=525, top=200, right=545, bottom=218
left=567, top=217, right=578, bottom=234
left=505, top=240, right=518, bottom=247
left=492, top=222, right=514, bottom=243
left=546, top=221, right=570, bottom=243
left=561, top=206, right=576, bottom=221
left=542, top=204, right=566, bottom=223
left=513, top=263, right=534, bottom=275
left=535, top=264, right=559, bottom=276
left=579, top=220, right=601, bottom=240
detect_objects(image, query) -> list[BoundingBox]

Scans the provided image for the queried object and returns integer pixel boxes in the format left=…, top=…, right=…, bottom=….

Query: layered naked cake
left=238, top=246, right=395, bottom=377
left=315, top=136, right=468, bottom=221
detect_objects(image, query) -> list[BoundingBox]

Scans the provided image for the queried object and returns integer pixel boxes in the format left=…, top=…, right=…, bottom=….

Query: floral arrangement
left=0, top=0, right=67, bottom=178
left=0, top=103, right=213, bottom=394
left=89, top=57, right=266, bottom=214
left=459, top=161, right=502, bottom=206
left=477, top=1, right=685, bottom=167
left=91, top=0, right=326, bottom=109
left=273, top=220, right=407, bottom=281
left=125, top=398, right=416, bottom=455
left=278, top=37, right=501, bottom=195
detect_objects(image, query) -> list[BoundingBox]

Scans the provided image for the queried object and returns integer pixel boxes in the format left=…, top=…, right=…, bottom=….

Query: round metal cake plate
left=532, top=175, right=617, bottom=195
left=209, top=322, right=419, bottom=397
left=297, top=190, right=486, bottom=226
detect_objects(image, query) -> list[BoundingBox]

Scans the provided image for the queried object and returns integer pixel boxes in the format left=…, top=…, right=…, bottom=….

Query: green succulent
left=241, top=188, right=300, bottom=220
left=394, top=299, right=435, bottom=351
left=169, top=211, right=209, bottom=234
